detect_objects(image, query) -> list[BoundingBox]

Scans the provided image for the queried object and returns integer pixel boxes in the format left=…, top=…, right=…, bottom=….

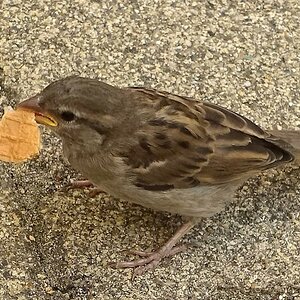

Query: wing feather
left=121, top=88, right=293, bottom=190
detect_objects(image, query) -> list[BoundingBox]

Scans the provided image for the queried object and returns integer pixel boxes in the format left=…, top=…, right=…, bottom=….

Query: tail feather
left=269, top=130, right=300, bottom=163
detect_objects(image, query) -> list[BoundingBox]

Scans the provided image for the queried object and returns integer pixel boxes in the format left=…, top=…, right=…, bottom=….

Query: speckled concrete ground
left=0, top=0, right=300, bottom=299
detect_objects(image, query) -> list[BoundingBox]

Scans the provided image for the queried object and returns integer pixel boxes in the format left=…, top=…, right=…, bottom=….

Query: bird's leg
left=69, top=179, right=94, bottom=188
left=67, top=179, right=103, bottom=197
left=110, top=220, right=196, bottom=277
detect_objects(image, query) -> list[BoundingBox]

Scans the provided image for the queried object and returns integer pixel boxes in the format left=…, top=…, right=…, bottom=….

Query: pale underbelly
left=94, top=180, right=240, bottom=218
left=67, top=152, right=241, bottom=218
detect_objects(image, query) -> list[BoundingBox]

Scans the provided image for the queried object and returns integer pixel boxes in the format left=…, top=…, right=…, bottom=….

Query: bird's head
left=17, top=76, right=133, bottom=147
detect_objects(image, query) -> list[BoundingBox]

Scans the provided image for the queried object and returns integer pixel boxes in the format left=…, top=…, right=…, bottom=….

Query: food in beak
left=0, top=108, right=41, bottom=163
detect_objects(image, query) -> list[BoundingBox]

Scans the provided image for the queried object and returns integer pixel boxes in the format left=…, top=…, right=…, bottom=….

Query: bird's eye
left=60, top=111, right=76, bottom=122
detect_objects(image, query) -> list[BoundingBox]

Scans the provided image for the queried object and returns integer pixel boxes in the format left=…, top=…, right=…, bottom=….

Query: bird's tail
left=269, top=130, right=300, bottom=163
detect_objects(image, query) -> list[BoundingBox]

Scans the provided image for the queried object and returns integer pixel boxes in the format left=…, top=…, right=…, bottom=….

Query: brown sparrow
left=17, top=76, right=300, bottom=276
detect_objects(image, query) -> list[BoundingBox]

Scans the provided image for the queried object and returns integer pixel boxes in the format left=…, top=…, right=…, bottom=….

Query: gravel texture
left=0, top=0, right=300, bottom=299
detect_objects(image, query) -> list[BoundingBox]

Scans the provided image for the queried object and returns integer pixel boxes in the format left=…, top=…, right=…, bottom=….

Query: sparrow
left=17, top=76, right=300, bottom=276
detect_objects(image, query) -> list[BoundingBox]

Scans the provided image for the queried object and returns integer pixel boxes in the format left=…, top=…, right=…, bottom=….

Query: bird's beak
left=17, top=96, right=58, bottom=127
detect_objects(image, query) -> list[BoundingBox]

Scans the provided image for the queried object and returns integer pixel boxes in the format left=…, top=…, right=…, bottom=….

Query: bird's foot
left=110, top=244, right=187, bottom=278
left=110, top=220, right=196, bottom=279
left=67, top=179, right=103, bottom=197
left=109, top=221, right=196, bottom=277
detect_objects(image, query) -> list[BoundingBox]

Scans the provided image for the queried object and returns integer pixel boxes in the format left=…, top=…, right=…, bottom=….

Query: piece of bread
left=0, top=108, right=41, bottom=163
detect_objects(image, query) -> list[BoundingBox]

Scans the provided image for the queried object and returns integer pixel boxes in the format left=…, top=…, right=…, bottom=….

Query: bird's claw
left=66, top=179, right=103, bottom=197
left=109, top=244, right=187, bottom=278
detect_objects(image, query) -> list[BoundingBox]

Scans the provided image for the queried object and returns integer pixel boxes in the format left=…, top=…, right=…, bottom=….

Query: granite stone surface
left=0, top=0, right=299, bottom=299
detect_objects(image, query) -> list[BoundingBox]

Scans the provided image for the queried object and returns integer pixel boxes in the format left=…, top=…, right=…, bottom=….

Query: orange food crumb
left=0, top=108, right=41, bottom=163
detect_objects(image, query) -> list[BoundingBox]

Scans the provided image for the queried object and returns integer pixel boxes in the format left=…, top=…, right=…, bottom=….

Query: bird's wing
left=120, top=88, right=293, bottom=191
